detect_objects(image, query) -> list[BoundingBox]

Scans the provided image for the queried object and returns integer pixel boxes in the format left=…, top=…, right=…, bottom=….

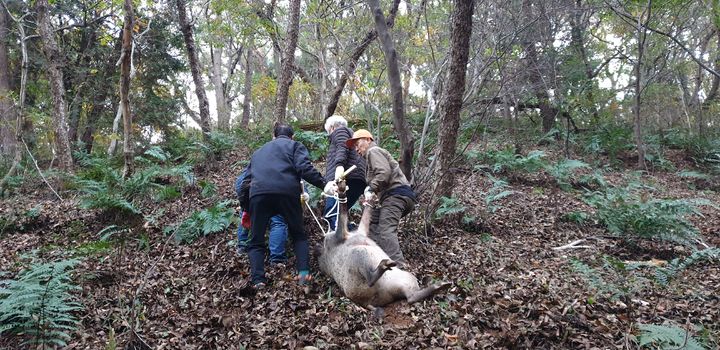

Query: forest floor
left=0, top=145, right=718, bottom=349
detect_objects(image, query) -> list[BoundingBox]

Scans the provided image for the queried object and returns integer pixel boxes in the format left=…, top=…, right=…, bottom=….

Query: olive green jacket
left=364, top=144, right=410, bottom=198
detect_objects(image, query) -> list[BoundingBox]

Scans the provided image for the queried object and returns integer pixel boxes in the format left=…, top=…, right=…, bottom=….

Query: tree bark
left=434, top=0, right=474, bottom=200
left=36, top=0, right=73, bottom=170
left=521, top=0, right=558, bottom=134
left=120, top=0, right=134, bottom=178
left=273, top=0, right=301, bottom=123
left=633, top=0, right=650, bottom=170
left=325, top=0, right=401, bottom=120
left=241, top=51, right=253, bottom=128
left=569, top=0, right=599, bottom=123
left=0, top=5, right=14, bottom=158
left=176, top=0, right=211, bottom=133
left=367, top=0, right=414, bottom=179
left=210, top=44, right=231, bottom=130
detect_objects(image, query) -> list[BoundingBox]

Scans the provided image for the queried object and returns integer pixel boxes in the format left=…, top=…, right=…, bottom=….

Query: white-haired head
left=324, top=115, right=348, bottom=134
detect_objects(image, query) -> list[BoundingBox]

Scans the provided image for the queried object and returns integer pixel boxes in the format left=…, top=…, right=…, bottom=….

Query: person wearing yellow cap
left=346, top=129, right=417, bottom=267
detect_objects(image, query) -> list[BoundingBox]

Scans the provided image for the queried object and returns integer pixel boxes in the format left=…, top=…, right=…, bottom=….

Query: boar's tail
left=407, top=282, right=452, bottom=304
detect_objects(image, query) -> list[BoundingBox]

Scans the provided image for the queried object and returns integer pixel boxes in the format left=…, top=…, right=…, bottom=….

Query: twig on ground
left=22, top=139, right=63, bottom=201
left=552, top=239, right=593, bottom=250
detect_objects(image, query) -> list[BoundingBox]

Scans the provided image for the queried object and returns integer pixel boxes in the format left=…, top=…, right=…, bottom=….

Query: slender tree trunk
left=273, top=0, right=301, bottom=123
left=210, top=45, right=231, bottom=130
left=36, top=0, right=73, bottom=170
left=434, top=0, right=474, bottom=200
left=570, top=0, right=598, bottom=123
left=241, top=51, right=253, bottom=128
left=634, top=0, right=650, bottom=171
left=315, top=22, right=326, bottom=120
left=177, top=0, right=211, bottom=133
left=521, top=0, right=557, bottom=134
left=121, top=0, right=134, bottom=178
left=0, top=5, right=14, bottom=158
left=0, top=3, right=29, bottom=191
left=367, top=0, right=414, bottom=179
left=325, top=0, right=401, bottom=120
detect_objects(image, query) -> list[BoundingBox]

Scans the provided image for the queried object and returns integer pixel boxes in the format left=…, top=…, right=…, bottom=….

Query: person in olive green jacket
left=345, top=129, right=417, bottom=267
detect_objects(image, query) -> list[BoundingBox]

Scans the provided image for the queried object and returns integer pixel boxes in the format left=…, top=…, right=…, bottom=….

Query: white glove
left=300, top=191, right=310, bottom=203
left=323, top=181, right=338, bottom=196
left=363, top=186, right=376, bottom=202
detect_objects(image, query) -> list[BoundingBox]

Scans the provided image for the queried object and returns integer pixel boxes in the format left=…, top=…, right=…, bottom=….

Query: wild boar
left=317, top=167, right=450, bottom=310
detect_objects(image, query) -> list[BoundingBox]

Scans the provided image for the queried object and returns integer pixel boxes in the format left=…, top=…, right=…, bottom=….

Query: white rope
left=305, top=197, right=329, bottom=234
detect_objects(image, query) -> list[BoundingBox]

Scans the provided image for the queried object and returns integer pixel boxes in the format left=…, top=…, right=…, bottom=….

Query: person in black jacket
left=240, top=124, right=326, bottom=288
left=322, top=115, right=367, bottom=231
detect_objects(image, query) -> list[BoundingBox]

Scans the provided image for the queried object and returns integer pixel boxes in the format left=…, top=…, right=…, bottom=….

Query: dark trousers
left=369, top=194, right=415, bottom=265
left=248, top=193, right=308, bottom=284
left=323, top=178, right=366, bottom=231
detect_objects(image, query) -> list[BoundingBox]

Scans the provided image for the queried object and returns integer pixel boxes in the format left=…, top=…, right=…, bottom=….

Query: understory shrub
left=583, top=182, right=714, bottom=246
left=168, top=200, right=237, bottom=244
left=0, top=258, right=82, bottom=347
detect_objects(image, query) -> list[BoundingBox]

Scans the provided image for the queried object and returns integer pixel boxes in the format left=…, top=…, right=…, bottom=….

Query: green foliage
left=583, top=182, right=712, bottom=246
left=72, top=150, right=196, bottom=215
left=544, top=159, right=590, bottom=190
left=293, top=130, right=329, bottom=161
left=561, top=211, right=590, bottom=224
left=475, top=148, right=546, bottom=174
left=483, top=176, right=515, bottom=213
left=582, top=123, right=634, bottom=165
left=434, top=196, right=466, bottom=220
left=636, top=323, right=705, bottom=350
left=654, top=248, right=720, bottom=286
left=198, top=180, right=217, bottom=198
left=570, top=256, right=649, bottom=302
left=168, top=200, right=238, bottom=244
left=577, top=170, right=608, bottom=190
left=0, top=258, right=82, bottom=347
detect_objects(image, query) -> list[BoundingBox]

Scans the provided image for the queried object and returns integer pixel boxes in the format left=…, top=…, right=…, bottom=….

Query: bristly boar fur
left=317, top=170, right=450, bottom=310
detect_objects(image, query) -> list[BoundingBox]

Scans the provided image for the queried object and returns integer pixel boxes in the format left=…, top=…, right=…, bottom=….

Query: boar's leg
left=406, top=282, right=452, bottom=304
left=365, top=259, right=397, bottom=287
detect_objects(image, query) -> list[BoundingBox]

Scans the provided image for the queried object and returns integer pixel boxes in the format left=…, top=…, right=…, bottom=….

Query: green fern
left=484, top=176, right=514, bottom=213
left=637, top=323, right=705, bottom=349
left=434, top=196, right=466, bottom=220
left=655, top=248, right=720, bottom=286
left=544, top=159, right=589, bottom=190
left=169, top=200, right=238, bottom=243
left=0, top=258, right=83, bottom=347
left=584, top=182, right=714, bottom=246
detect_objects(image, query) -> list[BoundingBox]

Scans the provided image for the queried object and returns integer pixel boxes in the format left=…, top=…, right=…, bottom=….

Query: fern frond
left=637, top=323, right=705, bottom=350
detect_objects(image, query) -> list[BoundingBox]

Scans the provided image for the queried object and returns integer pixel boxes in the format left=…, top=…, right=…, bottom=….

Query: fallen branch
left=552, top=239, right=592, bottom=250
left=22, top=139, right=63, bottom=201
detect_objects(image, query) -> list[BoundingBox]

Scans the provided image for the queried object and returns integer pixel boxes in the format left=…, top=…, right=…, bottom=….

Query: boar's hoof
left=371, top=306, right=385, bottom=322
left=407, top=282, right=452, bottom=304
left=368, top=259, right=397, bottom=287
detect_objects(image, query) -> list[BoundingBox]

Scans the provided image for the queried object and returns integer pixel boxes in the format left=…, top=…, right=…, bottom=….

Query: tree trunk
left=569, top=0, right=599, bottom=123
left=121, top=0, right=134, bottom=178
left=521, top=0, right=557, bottom=134
left=0, top=5, right=14, bottom=158
left=367, top=0, right=414, bottom=180
left=241, top=51, right=253, bottom=128
left=315, top=22, right=326, bottom=120
left=36, top=0, right=73, bottom=170
left=633, top=0, right=650, bottom=170
left=210, top=45, right=231, bottom=130
left=325, top=0, right=401, bottom=120
left=273, top=0, right=301, bottom=123
left=434, top=0, right=474, bottom=200
left=177, top=0, right=211, bottom=133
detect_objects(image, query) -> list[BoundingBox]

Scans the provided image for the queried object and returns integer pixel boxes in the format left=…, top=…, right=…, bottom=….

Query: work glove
left=363, top=186, right=377, bottom=203
left=323, top=180, right=338, bottom=196
left=300, top=191, right=310, bottom=204
left=241, top=211, right=252, bottom=229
